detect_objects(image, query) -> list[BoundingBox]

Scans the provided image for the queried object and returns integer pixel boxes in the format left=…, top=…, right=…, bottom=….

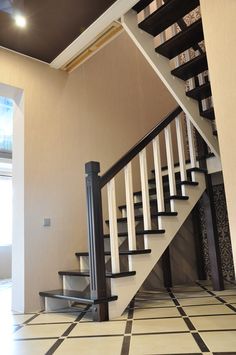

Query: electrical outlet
left=43, top=218, right=51, bottom=227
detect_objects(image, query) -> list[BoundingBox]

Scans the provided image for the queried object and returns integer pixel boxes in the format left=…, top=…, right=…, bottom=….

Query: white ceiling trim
left=50, top=0, right=139, bottom=69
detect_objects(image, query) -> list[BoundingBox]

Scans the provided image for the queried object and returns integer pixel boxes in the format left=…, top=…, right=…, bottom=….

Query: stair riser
left=63, top=275, right=89, bottom=292
left=62, top=274, right=112, bottom=295
left=45, top=297, right=71, bottom=312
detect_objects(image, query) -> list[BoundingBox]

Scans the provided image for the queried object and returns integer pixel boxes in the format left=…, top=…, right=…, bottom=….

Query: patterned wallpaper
left=198, top=184, right=235, bottom=281
left=142, top=181, right=235, bottom=290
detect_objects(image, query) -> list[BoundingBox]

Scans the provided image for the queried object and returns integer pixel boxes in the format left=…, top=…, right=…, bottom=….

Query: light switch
left=43, top=218, right=51, bottom=227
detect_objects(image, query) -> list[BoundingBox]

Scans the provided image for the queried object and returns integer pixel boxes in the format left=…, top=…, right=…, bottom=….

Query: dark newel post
left=196, top=133, right=224, bottom=290
left=192, top=203, right=207, bottom=281
left=161, top=247, right=172, bottom=288
left=85, top=161, right=108, bottom=321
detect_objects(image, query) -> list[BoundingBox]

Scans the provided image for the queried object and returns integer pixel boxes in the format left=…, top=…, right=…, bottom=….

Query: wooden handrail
left=100, top=106, right=182, bottom=188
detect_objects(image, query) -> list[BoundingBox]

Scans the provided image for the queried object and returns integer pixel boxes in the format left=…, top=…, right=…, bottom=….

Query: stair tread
left=155, top=19, right=204, bottom=59
left=139, top=0, right=199, bottom=37
left=213, top=130, right=218, bottom=136
left=118, top=199, right=181, bottom=211
left=186, top=81, right=212, bottom=100
left=150, top=153, right=214, bottom=175
left=39, top=289, right=118, bottom=304
left=105, top=211, right=178, bottom=224
left=76, top=249, right=152, bottom=257
left=133, top=0, right=153, bottom=13
left=167, top=195, right=189, bottom=200
left=104, top=229, right=165, bottom=237
left=59, top=270, right=136, bottom=278
left=133, top=181, right=197, bottom=198
left=200, top=107, right=215, bottom=120
left=178, top=181, right=199, bottom=186
left=188, top=167, right=208, bottom=173
left=151, top=166, right=207, bottom=174
left=171, top=53, right=208, bottom=81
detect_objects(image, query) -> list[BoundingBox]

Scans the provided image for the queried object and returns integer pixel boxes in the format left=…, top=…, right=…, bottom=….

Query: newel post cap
left=85, top=161, right=100, bottom=174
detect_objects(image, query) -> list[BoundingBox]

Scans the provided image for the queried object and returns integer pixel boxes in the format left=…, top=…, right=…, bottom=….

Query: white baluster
left=165, top=124, right=176, bottom=198
left=175, top=115, right=187, bottom=182
left=152, top=136, right=164, bottom=212
left=124, top=162, right=136, bottom=251
left=152, top=136, right=165, bottom=230
left=139, top=148, right=151, bottom=232
left=176, top=115, right=188, bottom=196
left=186, top=117, right=197, bottom=182
left=186, top=117, right=197, bottom=168
left=107, top=179, right=120, bottom=273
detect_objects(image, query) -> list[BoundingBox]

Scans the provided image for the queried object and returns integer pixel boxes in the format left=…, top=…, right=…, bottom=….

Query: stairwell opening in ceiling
left=0, top=82, right=24, bottom=313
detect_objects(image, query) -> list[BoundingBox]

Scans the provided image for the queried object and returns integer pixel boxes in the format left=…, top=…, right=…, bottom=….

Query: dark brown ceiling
left=0, top=0, right=117, bottom=63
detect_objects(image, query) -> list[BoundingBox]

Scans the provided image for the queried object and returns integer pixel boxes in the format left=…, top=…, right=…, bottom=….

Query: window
left=0, top=96, right=13, bottom=154
left=0, top=95, right=13, bottom=246
left=0, top=177, right=12, bottom=246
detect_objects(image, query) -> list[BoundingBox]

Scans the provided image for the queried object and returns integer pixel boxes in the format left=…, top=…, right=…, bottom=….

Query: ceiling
left=0, top=0, right=118, bottom=63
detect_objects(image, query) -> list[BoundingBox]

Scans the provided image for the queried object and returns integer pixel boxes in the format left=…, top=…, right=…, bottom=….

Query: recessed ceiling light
left=14, top=14, right=26, bottom=28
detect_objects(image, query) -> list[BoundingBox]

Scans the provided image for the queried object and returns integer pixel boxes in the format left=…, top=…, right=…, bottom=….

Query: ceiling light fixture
left=14, top=14, right=26, bottom=28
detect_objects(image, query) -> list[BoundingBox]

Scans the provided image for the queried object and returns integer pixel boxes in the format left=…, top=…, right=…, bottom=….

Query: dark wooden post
left=162, top=247, right=172, bottom=288
left=201, top=189, right=224, bottom=290
left=195, top=133, right=224, bottom=290
left=85, top=161, right=108, bottom=321
left=192, top=203, right=207, bottom=281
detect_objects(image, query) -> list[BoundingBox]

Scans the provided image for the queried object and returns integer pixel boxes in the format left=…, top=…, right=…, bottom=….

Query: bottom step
left=59, top=270, right=136, bottom=278
left=39, top=289, right=118, bottom=305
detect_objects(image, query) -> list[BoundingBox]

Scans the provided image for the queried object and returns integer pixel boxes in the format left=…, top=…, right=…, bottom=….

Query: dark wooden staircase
left=133, top=0, right=217, bottom=131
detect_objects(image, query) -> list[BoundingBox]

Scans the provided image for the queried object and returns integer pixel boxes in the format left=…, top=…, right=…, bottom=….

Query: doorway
left=0, top=95, right=13, bottom=299
left=0, top=83, right=24, bottom=313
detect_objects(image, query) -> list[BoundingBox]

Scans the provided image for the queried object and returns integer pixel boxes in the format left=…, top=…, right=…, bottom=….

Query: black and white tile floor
left=0, top=279, right=236, bottom=354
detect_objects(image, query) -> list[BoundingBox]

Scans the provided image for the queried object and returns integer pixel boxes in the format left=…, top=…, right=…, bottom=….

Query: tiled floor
left=1, top=279, right=236, bottom=354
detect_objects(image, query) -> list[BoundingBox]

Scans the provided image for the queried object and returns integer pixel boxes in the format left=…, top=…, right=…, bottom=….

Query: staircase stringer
left=122, top=10, right=220, bottom=159
left=109, top=172, right=206, bottom=319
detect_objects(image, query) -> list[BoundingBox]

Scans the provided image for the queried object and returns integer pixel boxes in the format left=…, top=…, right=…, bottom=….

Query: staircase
left=40, top=0, right=222, bottom=321
left=122, top=0, right=219, bottom=156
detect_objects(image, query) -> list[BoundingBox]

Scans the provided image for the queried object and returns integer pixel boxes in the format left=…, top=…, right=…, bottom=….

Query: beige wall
left=0, top=32, right=175, bottom=311
left=0, top=246, right=12, bottom=279
left=200, top=0, right=236, bottom=275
